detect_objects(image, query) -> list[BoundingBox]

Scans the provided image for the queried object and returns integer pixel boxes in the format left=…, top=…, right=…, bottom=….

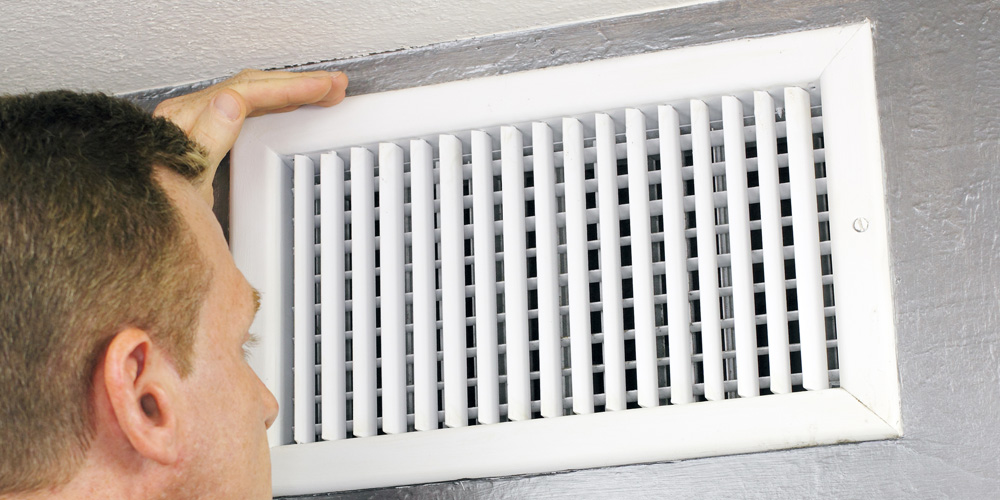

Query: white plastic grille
left=287, top=86, right=839, bottom=444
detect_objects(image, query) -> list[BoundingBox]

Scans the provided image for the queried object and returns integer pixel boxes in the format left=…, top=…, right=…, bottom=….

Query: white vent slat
left=336, top=165, right=825, bottom=234
left=753, top=91, right=793, bottom=395
left=562, top=117, right=596, bottom=414
left=471, top=131, right=501, bottom=425
left=293, top=155, right=317, bottom=443
left=785, top=87, right=830, bottom=391
left=378, top=143, right=408, bottom=434
left=308, top=366, right=841, bottom=431
left=690, top=100, right=725, bottom=402
left=439, top=134, right=469, bottom=428
left=625, top=108, right=659, bottom=408
left=722, top=97, right=760, bottom=398
left=409, top=140, right=440, bottom=431
left=501, top=125, right=532, bottom=421
left=350, top=147, right=378, bottom=438
left=658, top=105, right=694, bottom=405
left=595, top=113, right=627, bottom=411
left=319, top=153, right=347, bottom=440
left=533, top=122, right=565, bottom=418
left=686, top=274, right=835, bottom=302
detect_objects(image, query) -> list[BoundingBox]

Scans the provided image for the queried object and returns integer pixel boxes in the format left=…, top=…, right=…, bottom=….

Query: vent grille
left=235, top=23, right=900, bottom=495
left=288, top=86, right=839, bottom=443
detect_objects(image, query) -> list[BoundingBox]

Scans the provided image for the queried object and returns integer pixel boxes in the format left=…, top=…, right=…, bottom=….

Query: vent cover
left=232, top=23, right=899, bottom=496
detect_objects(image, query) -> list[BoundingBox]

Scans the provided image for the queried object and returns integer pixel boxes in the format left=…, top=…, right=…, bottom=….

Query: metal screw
left=853, top=217, right=870, bottom=233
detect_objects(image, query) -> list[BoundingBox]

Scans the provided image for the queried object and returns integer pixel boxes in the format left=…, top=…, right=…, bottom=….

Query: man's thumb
left=184, top=90, right=247, bottom=205
left=212, top=90, right=244, bottom=123
left=195, top=90, right=246, bottom=168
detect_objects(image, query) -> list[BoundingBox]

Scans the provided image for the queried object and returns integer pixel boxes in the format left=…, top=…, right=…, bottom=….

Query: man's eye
left=242, top=332, right=260, bottom=361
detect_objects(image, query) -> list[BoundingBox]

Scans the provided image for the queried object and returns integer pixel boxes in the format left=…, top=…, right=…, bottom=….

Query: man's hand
left=154, top=68, right=348, bottom=204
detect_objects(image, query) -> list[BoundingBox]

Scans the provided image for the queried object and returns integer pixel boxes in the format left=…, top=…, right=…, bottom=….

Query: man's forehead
left=158, top=164, right=259, bottom=332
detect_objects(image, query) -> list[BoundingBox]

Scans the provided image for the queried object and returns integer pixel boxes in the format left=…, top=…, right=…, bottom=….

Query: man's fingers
left=153, top=71, right=346, bottom=126
left=250, top=104, right=304, bottom=116
left=150, top=68, right=349, bottom=205
left=238, top=72, right=348, bottom=117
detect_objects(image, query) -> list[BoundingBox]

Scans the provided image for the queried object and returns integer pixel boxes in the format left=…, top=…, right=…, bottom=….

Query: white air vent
left=232, top=23, right=899, bottom=497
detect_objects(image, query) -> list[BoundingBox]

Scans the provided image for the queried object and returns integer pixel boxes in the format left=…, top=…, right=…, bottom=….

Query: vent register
left=289, top=88, right=836, bottom=444
left=231, top=23, right=900, bottom=496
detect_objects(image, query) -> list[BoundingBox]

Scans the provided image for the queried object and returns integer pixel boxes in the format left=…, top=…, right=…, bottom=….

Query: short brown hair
left=0, top=91, right=211, bottom=493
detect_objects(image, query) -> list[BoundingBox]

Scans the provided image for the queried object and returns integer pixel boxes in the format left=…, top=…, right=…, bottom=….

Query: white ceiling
left=0, top=0, right=715, bottom=95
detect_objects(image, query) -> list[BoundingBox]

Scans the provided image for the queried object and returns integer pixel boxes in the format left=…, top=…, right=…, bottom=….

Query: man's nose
left=260, top=378, right=279, bottom=429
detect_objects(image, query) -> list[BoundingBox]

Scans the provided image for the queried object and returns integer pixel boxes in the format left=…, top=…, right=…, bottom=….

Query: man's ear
left=102, top=327, right=182, bottom=465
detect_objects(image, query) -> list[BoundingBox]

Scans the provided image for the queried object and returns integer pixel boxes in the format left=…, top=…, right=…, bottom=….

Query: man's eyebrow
left=251, top=287, right=261, bottom=315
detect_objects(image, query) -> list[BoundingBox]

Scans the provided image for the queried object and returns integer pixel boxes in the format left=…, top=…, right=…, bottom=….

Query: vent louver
left=290, top=87, right=838, bottom=444
left=232, top=23, right=900, bottom=496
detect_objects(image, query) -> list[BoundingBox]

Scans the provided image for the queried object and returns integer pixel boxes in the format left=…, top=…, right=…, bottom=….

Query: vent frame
left=231, top=22, right=899, bottom=496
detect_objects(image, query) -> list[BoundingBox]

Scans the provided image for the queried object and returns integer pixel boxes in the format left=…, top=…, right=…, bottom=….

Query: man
left=0, top=69, right=348, bottom=499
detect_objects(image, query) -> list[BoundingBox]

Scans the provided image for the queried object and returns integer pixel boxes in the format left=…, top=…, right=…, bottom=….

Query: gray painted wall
left=131, top=0, right=1000, bottom=497
left=3, top=0, right=715, bottom=94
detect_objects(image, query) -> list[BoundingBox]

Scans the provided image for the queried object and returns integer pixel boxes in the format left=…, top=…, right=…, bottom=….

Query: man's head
left=0, top=91, right=275, bottom=497
left=0, top=71, right=345, bottom=499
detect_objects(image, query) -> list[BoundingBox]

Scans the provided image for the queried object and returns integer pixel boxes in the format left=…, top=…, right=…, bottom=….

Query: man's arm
left=153, top=68, right=348, bottom=205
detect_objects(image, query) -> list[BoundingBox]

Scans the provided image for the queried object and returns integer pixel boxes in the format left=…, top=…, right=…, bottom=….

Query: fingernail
left=329, top=71, right=346, bottom=81
left=213, top=92, right=241, bottom=122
